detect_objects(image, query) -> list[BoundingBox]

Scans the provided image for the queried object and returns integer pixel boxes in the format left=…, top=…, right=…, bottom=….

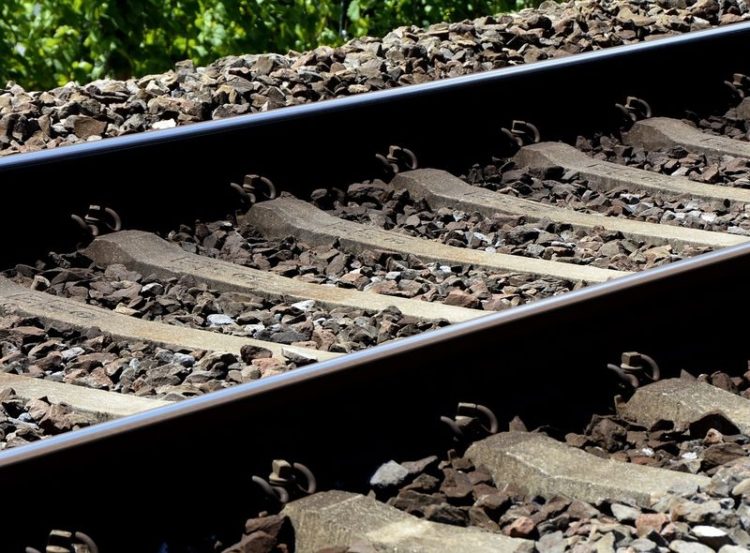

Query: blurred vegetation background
left=0, top=0, right=540, bottom=91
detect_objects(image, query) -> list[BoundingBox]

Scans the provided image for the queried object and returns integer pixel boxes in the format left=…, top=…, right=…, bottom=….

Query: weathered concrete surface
left=466, top=432, right=709, bottom=507
left=619, top=378, right=750, bottom=433
left=0, top=277, right=337, bottom=362
left=244, top=196, right=627, bottom=283
left=394, top=169, right=746, bottom=249
left=737, top=98, right=750, bottom=120
left=626, top=117, right=750, bottom=159
left=283, top=490, right=531, bottom=553
left=515, top=142, right=750, bottom=204
left=0, top=373, right=169, bottom=419
left=85, top=231, right=486, bottom=324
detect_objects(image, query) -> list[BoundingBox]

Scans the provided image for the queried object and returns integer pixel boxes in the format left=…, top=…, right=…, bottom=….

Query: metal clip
left=607, top=351, right=660, bottom=389
left=500, top=120, right=541, bottom=150
left=26, top=530, right=98, bottom=553
left=71, top=205, right=122, bottom=238
left=230, top=174, right=277, bottom=210
left=724, top=73, right=750, bottom=101
left=615, top=96, right=652, bottom=125
left=441, top=402, right=499, bottom=442
left=71, top=205, right=121, bottom=251
left=251, top=459, right=317, bottom=506
left=376, top=145, right=418, bottom=178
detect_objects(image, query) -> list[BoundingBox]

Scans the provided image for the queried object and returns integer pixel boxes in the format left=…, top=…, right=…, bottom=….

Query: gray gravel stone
left=291, top=299, right=316, bottom=312
left=612, top=503, right=642, bottom=524
left=370, top=460, right=410, bottom=489
left=692, top=525, right=732, bottom=548
left=718, top=546, right=750, bottom=553
left=733, top=479, right=750, bottom=497
left=670, top=540, right=715, bottom=553
left=538, top=530, right=567, bottom=553
left=207, top=314, right=235, bottom=326
left=596, top=533, right=616, bottom=553
left=631, top=538, right=660, bottom=553
left=61, top=347, right=85, bottom=361
left=173, top=353, right=196, bottom=367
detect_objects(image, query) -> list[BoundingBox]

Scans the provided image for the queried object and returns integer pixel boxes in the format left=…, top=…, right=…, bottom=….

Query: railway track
left=2, top=19, right=750, bottom=553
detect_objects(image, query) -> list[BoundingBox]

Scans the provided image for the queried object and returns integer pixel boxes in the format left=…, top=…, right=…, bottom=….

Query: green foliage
left=0, top=0, right=537, bottom=91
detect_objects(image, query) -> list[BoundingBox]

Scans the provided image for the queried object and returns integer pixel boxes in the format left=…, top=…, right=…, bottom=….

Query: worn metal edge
left=1, top=22, right=749, bottom=171
left=1, top=240, right=750, bottom=468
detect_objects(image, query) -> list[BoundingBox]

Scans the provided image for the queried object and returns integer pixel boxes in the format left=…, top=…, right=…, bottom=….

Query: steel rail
left=0, top=23, right=749, bottom=263
left=1, top=23, right=750, bottom=550
left=3, top=229, right=750, bottom=550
